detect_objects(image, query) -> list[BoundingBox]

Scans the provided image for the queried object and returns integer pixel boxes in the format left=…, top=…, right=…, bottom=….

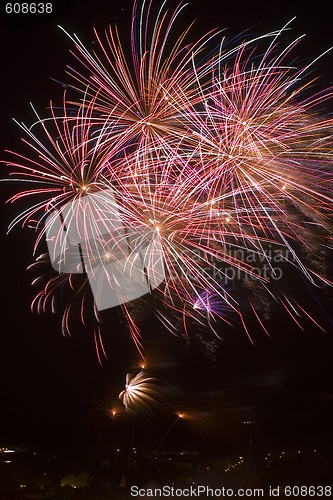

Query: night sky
left=1, top=0, right=333, bottom=465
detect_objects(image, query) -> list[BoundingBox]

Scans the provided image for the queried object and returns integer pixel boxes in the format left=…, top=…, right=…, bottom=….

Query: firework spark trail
left=59, top=0, right=221, bottom=162
left=3, top=0, right=333, bottom=356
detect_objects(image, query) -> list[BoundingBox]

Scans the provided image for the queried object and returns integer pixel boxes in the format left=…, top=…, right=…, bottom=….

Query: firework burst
left=119, top=370, right=165, bottom=415
left=3, top=1, right=333, bottom=356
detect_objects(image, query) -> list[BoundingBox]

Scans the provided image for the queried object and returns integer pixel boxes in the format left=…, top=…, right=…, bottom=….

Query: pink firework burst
left=3, top=2, right=333, bottom=359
